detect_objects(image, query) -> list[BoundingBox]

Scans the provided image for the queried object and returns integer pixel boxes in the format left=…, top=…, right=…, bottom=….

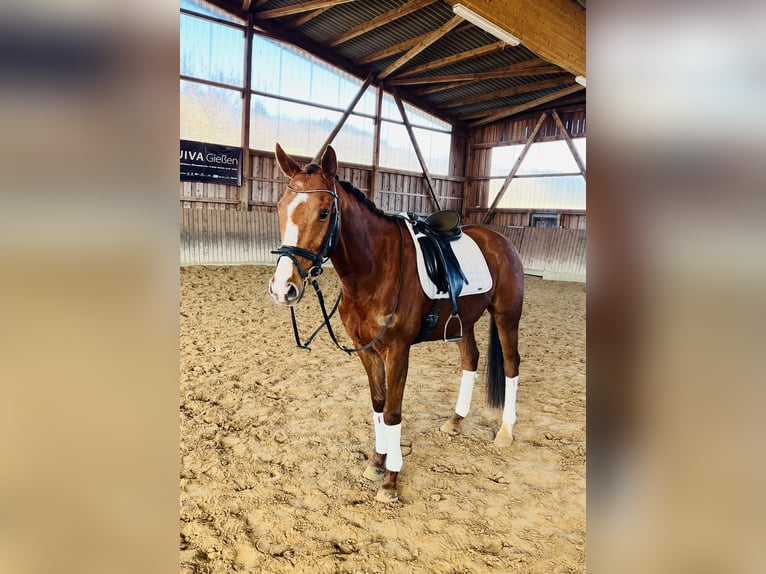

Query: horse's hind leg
left=440, top=327, right=479, bottom=436
left=492, top=312, right=521, bottom=447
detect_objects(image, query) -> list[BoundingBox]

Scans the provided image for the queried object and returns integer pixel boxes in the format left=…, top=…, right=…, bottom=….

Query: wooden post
left=461, top=132, right=473, bottom=219
left=551, top=109, right=586, bottom=180
left=312, top=72, right=374, bottom=163
left=391, top=87, right=441, bottom=212
left=370, top=84, right=383, bottom=202
left=240, top=14, right=254, bottom=211
left=482, top=111, right=547, bottom=224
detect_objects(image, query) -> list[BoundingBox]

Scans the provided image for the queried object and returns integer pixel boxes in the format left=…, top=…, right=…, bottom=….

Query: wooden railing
left=181, top=208, right=586, bottom=282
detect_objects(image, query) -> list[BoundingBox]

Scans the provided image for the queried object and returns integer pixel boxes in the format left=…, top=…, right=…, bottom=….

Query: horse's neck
left=331, top=195, right=398, bottom=295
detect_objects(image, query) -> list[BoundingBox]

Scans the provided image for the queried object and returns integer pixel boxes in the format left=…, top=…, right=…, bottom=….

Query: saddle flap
left=416, top=232, right=467, bottom=316
left=417, top=236, right=448, bottom=293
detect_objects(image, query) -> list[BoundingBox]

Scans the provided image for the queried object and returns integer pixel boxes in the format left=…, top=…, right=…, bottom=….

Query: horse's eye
left=319, top=209, right=330, bottom=221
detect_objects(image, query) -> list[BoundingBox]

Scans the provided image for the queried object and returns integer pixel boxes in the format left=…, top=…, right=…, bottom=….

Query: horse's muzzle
left=268, top=278, right=304, bottom=306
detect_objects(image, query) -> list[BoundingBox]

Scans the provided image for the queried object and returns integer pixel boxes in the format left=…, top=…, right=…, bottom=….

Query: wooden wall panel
left=201, top=151, right=463, bottom=216
left=374, top=170, right=463, bottom=216
left=180, top=207, right=585, bottom=281
left=473, top=106, right=586, bottom=147
left=180, top=207, right=281, bottom=265
left=484, top=224, right=524, bottom=251
left=560, top=213, right=587, bottom=230
left=180, top=180, right=241, bottom=209
left=464, top=208, right=585, bottom=230
left=541, top=229, right=586, bottom=281
left=180, top=144, right=585, bottom=279
left=479, top=225, right=586, bottom=282
left=449, top=131, right=467, bottom=178
left=518, top=228, right=553, bottom=276
left=250, top=154, right=284, bottom=206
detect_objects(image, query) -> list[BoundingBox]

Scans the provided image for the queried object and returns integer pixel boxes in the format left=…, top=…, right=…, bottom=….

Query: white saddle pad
left=402, top=216, right=493, bottom=300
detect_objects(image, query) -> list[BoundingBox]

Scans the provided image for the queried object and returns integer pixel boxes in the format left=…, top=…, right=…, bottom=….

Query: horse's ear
left=321, top=145, right=337, bottom=181
left=275, top=143, right=301, bottom=178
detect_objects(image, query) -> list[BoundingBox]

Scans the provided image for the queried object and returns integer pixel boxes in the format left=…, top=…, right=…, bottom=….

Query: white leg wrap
left=383, top=423, right=403, bottom=472
left=502, top=376, right=519, bottom=426
left=455, top=370, right=477, bottom=417
left=373, top=411, right=387, bottom=454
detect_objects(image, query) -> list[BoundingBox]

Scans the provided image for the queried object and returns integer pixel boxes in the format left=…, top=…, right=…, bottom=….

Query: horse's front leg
left=441, top=327, right=479, bottom=436
left=358, top=350, right=387, bottom=482
left=374, top=344, right=410, bottom=503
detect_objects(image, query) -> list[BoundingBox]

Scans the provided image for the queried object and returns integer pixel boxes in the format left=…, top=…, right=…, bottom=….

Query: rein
left=273, top=182, right=406, bottom=355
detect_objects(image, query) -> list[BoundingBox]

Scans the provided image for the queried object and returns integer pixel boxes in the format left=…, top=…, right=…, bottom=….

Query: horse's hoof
left=440, top=420, right=460, bottom=435
left=494, top=425, right=514, bottom=447
left=363, top=464, right=385, bottom=481
left=374, top=488, right=399, bottom=503
left=440, top=414, right=462, bottom=435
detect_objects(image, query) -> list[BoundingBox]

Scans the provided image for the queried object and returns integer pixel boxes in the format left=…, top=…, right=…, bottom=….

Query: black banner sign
left=180, top=140, right=242, bottom=186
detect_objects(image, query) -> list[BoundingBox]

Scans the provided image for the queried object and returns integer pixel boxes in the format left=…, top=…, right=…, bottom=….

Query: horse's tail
left=486, top=317, right=506, bottom=408
left=486, top=316, right=522, bottom=408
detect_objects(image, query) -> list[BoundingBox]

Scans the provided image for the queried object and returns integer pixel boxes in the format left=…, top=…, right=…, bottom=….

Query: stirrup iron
left=444, top=314, right=463, bottom=342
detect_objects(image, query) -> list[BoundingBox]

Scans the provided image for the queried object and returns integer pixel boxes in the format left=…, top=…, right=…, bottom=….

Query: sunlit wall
left=488, top=138, right=586, bottom=210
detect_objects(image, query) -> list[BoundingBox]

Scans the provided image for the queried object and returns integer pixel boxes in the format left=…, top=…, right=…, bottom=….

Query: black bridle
left=271, top=180, right=405, bottom=355
left=270, top=183, right=340, bottom=281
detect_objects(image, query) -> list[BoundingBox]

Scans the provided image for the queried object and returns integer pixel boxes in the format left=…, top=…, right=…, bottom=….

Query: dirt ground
left=180, top=265, right=585, bottom=573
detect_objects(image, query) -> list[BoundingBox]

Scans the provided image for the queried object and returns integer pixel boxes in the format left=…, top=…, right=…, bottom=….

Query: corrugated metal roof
left=206, top=0, right=585, bottom=127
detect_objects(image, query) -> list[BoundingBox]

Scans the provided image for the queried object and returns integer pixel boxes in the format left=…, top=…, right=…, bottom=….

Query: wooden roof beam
left=387, top=59, right=561, bottom=86
left=257, top=0, right=355, bottom=20
left=289, top=8, right=331, bottom=27
left=356, top=21, right=472, bottom=65
left=467, top=84, right=584, bottom=127
left=440, top=76, right=573, bottom=108
left=326, top=0, right=438, bottom=48
left=378, top=16, right=462, bottom=80
left=393, top=41, right=506, bottom=78
left=357, top=35, right=422, bottom=65
left=412, top=80, right=473, bottom=96
left=444, top=0, right=585, bottom=77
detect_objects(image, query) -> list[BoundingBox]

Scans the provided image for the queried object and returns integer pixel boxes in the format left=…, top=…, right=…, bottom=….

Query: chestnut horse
left=268, top=144, right=524, bottom=503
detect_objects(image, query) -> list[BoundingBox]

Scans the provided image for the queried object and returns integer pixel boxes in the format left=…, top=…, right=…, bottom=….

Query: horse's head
left=268, top=143, right=339, bottom=306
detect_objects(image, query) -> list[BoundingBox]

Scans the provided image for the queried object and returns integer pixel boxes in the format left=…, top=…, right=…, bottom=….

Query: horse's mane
left=302, top=163, right=398, bottom=222
left=337, top=179, right=399, bottom=222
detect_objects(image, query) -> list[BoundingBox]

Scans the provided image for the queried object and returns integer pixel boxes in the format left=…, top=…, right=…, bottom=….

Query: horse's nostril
left=286, top=283, right=298, bottom=301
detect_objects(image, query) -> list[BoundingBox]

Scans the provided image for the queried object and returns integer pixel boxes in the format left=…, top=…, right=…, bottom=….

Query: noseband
left=270, top=182, right=340, bottom=281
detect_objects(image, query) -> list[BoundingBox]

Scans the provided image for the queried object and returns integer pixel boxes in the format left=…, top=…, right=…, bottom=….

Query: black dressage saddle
left=419, top=210, right=461, bottom=238
left=407, top=210, right=468, bottom=319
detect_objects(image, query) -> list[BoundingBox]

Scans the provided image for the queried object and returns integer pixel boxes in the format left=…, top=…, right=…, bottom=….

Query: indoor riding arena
left=180, top=1, right=586, bottom=572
